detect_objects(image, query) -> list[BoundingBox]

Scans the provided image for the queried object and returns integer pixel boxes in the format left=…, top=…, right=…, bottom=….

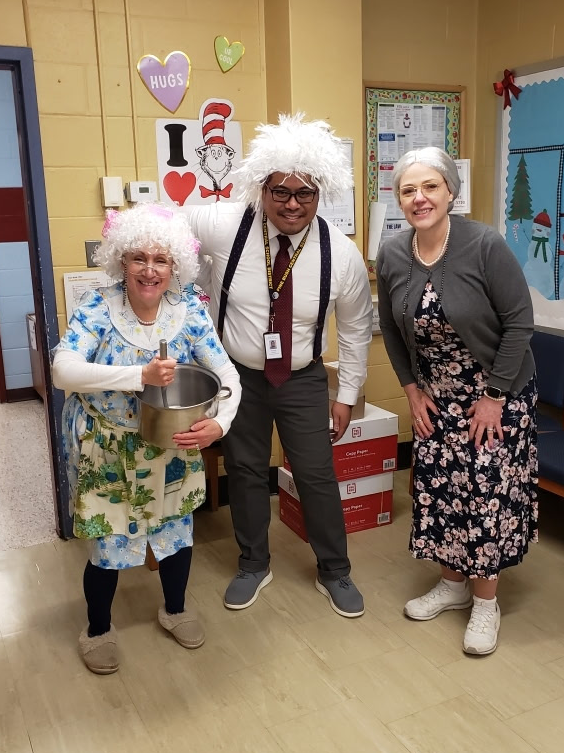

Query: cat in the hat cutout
left=196, top=100, right=235, bottom=201
left=155, top=100, right=242, bottom=206
left=137, top=51, right=190, bottom=113
left=523, top=209, right=555, bottom=299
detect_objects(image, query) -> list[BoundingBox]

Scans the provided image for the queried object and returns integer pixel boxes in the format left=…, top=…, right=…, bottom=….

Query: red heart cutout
left=163, top=171, right=196, bottom=205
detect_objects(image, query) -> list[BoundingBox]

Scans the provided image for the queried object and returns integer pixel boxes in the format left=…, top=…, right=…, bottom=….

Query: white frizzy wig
left=93, top=202, right=200, bottom=286
left=235, top=112, right=353, bottom=210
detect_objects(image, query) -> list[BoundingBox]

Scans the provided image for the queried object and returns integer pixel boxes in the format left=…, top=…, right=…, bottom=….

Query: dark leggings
left=83, top=546, right=193, bottom=636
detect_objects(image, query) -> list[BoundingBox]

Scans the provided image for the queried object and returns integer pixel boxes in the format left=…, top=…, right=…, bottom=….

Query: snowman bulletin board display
left=498, top=62, right=564, bottom=330
left=156, top=98, right=242, bottom=206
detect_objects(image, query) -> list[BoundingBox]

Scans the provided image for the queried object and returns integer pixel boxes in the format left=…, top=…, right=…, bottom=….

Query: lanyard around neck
left=262, top=213, right=309, bottom=299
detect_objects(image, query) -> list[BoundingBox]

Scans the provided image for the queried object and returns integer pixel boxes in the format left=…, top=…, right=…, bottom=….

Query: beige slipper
left=158, top=604, right=205, bottom=649
left=78, top=624, right=119, bottom=674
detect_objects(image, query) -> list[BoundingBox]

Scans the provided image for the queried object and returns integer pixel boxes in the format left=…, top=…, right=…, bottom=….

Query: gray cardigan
left=376, top=214, right=535, bottom=396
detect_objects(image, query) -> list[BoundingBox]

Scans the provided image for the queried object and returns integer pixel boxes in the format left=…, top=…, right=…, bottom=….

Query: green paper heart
left=214, top=36, right=245, bottom=73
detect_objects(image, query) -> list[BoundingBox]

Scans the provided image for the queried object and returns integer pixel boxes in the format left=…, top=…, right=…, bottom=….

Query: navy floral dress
left=411, top=283, right=538, bottom=579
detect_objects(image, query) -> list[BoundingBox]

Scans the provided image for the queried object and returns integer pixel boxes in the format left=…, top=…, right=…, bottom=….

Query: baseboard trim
left=6, top=387, right=40, bottom=403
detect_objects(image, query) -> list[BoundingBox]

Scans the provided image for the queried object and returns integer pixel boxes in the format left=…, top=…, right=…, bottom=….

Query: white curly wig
left=93, top=202, right=200, bottom=286
left=235, top=112, right=353, bottom=210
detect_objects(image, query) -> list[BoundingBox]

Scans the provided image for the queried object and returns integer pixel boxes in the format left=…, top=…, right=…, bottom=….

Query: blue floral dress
left=55, top=283, right=229, bottom=569
left=411, top=283, right=538, bottom=579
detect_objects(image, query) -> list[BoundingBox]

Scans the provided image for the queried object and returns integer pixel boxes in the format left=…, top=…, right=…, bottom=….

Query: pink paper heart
left=163, top=171, right=196, bottom=205
left=137, top=51, right=190, bottom=113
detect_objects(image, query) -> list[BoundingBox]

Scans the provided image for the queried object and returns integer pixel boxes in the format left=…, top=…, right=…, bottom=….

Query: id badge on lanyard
left=262, top=216, right=308, bottom=361
left=263, top=330, right=283, bottom=359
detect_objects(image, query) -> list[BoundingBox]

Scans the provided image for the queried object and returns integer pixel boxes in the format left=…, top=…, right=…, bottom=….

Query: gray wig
left=392, top=147, right=460, bottom=212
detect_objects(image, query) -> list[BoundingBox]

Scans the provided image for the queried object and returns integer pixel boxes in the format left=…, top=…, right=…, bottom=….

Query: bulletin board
left=496, top=58, right=564, bottom=331
left=365, top=83, right=464, bottom=274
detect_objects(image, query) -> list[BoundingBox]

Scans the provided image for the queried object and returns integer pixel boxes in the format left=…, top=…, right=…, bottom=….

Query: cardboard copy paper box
left=284, top=402, right=399, bottom=481
left=278, top=466, right=393, bottom=541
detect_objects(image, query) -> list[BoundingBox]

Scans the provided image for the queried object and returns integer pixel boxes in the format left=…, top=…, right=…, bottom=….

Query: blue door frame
left=0, top=45, right=72, bottom=538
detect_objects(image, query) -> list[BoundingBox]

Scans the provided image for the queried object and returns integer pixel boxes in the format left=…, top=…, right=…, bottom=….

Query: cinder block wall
left=2, top=0, right=267, bottom=337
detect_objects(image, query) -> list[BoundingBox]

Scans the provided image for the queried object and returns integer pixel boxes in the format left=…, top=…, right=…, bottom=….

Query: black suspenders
left=217, top=208, right=332, bottom=362
left=217, top=206, right=255, bottom=340
left=314, top=215, right=331, bottom=361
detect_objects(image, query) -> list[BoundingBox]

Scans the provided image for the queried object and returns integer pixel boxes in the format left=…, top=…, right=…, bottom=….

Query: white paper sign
left=367, top=202, right=387, bottom=262
left=318, top=139, right=356, bottom=234
left=380, top=218, right=411, bottom=244
left=156, top=98, right=242, bottom=207
left=63, top=271, right=113, bottom=324
left=452, top=159, right=471, bottom=214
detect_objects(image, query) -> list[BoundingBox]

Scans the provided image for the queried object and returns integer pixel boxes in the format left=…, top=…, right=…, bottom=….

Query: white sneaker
left=463, top=598, right=501, bottom=655
left=404, top=579, right=472, bottom=620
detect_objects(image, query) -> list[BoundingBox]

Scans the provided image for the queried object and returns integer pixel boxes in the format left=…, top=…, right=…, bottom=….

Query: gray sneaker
left=224, top=568, right=273, bottom=610
left=315, top=575, right=365, bottom=617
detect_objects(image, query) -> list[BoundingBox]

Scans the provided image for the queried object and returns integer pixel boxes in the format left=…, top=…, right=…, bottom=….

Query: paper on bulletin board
left=63, top=271, right=114, bottom=324
left=318, top=139, right=356, bottom=235
left=377, top=162, right=401, bottom=218
left=377, top=103, right=447, bottom=159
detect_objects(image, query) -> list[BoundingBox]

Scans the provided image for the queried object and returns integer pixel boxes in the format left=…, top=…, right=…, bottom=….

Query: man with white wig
left=186, top=113, right=373, bottom=617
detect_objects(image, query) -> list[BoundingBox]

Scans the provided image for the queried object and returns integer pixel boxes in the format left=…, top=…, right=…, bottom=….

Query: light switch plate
left=85, top=240, right=101, bottom=267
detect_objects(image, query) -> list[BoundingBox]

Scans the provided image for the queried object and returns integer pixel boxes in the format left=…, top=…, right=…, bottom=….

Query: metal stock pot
left=136, top=364, right=232, bottom=449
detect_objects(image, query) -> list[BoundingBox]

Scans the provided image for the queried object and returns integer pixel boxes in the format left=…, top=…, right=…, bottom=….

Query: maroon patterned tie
left=264, top=234, right=293, bottom=387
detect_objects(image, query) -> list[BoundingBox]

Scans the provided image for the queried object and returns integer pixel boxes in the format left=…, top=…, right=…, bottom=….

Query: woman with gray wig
left=377, top=147, right=537, bottom=655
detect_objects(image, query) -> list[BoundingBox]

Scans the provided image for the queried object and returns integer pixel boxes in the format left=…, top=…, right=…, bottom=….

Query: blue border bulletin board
left=497, top=60, right=564, bottom=330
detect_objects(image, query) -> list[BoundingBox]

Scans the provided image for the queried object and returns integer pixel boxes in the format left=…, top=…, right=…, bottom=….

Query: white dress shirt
left=186, top=202, right=373, bottom=405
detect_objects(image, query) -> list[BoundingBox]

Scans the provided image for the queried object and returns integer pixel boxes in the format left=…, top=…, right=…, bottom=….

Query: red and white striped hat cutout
left=201, top=101, right=232, bottom=146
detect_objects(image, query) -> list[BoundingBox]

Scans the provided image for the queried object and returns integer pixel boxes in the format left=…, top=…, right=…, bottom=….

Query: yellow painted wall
left=1, top=0, right=267, bottom=336
left=474, top=0, right=564, bottom=224
left=362, top=0, right=479, bottom=441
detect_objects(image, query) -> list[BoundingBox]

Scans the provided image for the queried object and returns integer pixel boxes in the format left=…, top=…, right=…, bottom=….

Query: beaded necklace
left=412, top=216, right=451, bottom=268
left=127, top=297, right=162, bottom=326
left=402, top=219, right=451, bottom=320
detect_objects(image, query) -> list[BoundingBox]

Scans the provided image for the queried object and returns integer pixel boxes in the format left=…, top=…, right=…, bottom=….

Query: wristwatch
left=484, top=385, right=505, bottom=400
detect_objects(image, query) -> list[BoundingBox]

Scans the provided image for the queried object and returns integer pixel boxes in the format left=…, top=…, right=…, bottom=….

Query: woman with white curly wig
left=52, top=202, right=240, bottom=674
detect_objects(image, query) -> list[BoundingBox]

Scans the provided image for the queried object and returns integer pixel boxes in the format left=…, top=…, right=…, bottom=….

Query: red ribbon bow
left=199, top=183, right=233, bottom=201
left=493, top=69, right=522, bottom=109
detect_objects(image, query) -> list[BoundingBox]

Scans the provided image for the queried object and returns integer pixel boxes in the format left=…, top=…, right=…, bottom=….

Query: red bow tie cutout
left=199, top=183, right=233, bottom=201
left=493, top=69, right=522, bottom=109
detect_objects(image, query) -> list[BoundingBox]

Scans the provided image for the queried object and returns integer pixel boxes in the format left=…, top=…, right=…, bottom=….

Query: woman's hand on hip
left=142, top=356, right=177, bottom=386
left=404, top=383, right=438, bottom=439
left=468, top=397, right=504, bottom=449
left=173, top=419, right=223, bottom=450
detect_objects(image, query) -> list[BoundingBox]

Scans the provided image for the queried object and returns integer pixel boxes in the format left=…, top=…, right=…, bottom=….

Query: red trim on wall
left=0, top=187, right=28, bottom=242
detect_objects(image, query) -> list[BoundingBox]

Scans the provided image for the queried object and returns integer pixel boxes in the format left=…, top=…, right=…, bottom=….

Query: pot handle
left=218, top=386, right=232, bottom=401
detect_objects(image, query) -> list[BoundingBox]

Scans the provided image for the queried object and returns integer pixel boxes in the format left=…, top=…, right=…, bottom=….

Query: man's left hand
left=331, top=401, right=352, bottom=444
left=173, top=419, right=223, bottom=450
